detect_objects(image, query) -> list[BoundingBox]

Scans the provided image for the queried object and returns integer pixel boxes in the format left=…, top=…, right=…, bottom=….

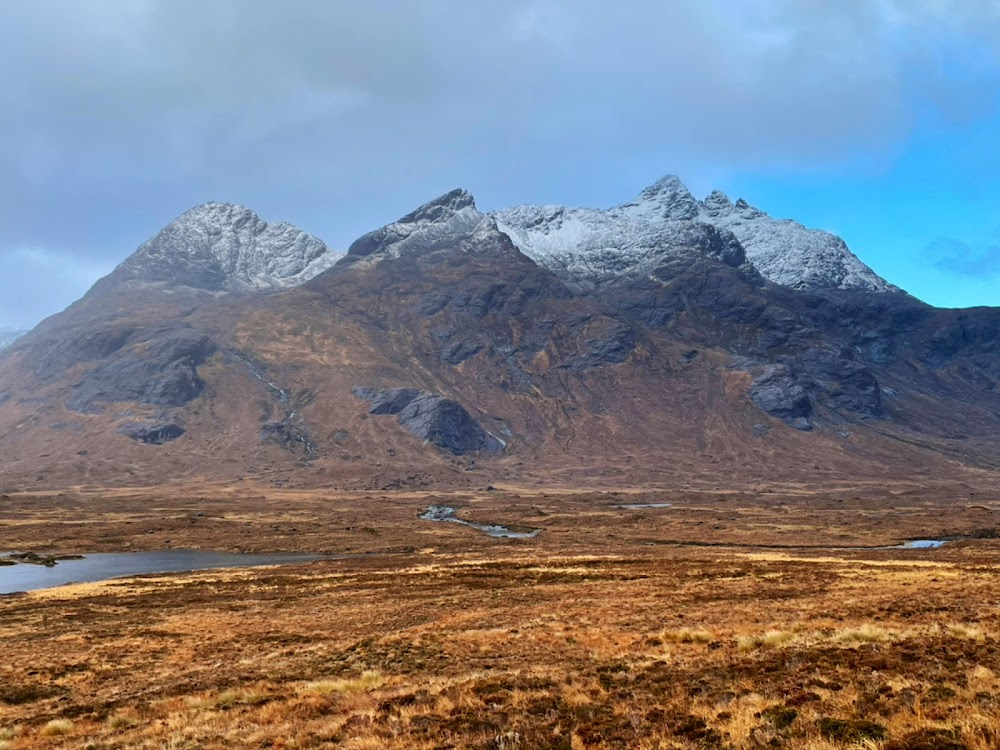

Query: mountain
left=1, top=180, right=999, bottom=491
left=0, top=330, right=26, bottom=352
left=88, top=202, right=341, bottom=295
left=496, top=175, right=895, bottom=294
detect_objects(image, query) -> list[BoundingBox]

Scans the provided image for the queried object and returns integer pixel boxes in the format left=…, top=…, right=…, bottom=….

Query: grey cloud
left=927, top=237, right=1000, bottom=278
left=2, top=1, right=1000, bottom=328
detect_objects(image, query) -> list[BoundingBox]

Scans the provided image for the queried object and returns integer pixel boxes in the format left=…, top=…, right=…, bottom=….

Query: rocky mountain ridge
left=0, top=179, right=998, bottom=491
left=496, top=175, right=896, bottom=294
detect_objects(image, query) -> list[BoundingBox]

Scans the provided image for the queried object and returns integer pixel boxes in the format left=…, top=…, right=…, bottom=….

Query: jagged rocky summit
left=342, top=188, right=513, bottom=264
left=88, top=201, right=342, bottom=295
left=496, top=175, right=896, bottom=294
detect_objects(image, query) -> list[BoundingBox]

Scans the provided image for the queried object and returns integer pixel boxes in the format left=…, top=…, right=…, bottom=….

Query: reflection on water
left=888, top=540, right=947, bottom=550
left=420, top=506, right=541, bottom=539
left=0, top=550, right=324, bottom=594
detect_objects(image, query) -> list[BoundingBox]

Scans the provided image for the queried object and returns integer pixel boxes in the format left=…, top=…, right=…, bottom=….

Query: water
left=0, top=550, right=324, bottom=595
left=420, top=506, right=541, bottom=539
left=890, top=539, right=947, bottom=550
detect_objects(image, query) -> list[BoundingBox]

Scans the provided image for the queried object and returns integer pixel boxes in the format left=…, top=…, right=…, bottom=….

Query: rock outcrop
left=354, top=387, right=503, bottom=455
left=66, top=332, right=217, bottom=413
left=119, top=422, right=186, bottom=445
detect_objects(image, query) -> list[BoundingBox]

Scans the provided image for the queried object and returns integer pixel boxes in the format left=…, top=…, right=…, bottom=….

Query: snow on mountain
left=90, top=202, right=342, bottom=295
left=344, top=189, right=513, bottom=263
left=495, top=176, right=896, bottom=294
left=0, top=330, right=26, bottom=352
left=697, top=188, right=896, bottom=293
left=495, top=203, right=755, bottom=292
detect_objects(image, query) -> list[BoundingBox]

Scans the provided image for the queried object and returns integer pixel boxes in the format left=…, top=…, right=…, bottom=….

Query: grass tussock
left=106, top=710, right=141, bottom=730
left=300, top=671, right=385, bottom=695
left=186, top=688, right=274, bottom=711
left=946, top=623, right=986, bottom=640
left=40, top=719, right=73, bottom=737
left=738, top=629, right=796, bottom=650
left=832, top=624, right=898, bottom=644
left=660, top=627, right=717, bottom=644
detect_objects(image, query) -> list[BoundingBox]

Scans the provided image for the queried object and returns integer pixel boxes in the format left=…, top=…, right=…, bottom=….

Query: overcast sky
left=2, top=0, right=1000, bottom=330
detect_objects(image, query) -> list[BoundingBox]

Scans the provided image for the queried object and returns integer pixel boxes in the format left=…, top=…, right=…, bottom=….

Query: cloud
left=3, top=2, right=998, bottom=192
left=0, top=247, right=116, bottom=329
left=926, top=237, right=1000, bottom=278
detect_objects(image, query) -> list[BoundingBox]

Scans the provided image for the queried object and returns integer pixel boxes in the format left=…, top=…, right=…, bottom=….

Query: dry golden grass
left=3, top=487, right=1000, bottom=748
left=38, top=721, right=71, bottom=737
left=300, top=671, right=385, bottom=695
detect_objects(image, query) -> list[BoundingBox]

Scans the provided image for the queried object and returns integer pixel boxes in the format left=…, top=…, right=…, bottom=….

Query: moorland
left=3, top=481, right=1000, bottom=749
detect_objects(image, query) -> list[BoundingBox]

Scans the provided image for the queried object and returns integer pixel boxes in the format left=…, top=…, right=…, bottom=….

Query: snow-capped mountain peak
left=701, top=190, right=734, bottom=217
left=88, top=202, right=342, bottom=295
left=695, top=190, right=895, bottom=293
left=345, top=189, right=506, bottom=263
left=617, top=174, right=701, bottom=221
left=495, top=175, right=896, bottom=294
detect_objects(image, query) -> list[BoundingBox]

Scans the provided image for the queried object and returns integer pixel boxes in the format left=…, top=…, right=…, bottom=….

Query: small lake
left=886, top=539, right=948, bottom=550
left=420, top=506, right=541, bottom=539
left=0, top=550, right=324, bottom=595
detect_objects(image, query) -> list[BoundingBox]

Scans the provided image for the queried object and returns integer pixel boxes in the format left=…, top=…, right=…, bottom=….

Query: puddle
left=0, top=550, right=325, bottom=594
left=882, top=539, right=948, bottom=550
left=618, top=503, right=672, bottom=509
left=420, top=506, right=541, bottom=539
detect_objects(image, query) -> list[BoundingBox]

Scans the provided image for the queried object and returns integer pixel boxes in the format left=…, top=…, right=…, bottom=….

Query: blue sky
left=2, top=0, right=999, bottom=330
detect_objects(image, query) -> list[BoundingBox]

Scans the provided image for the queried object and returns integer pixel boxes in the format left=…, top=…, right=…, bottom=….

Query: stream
left=420, top=506, right=542, bottom=539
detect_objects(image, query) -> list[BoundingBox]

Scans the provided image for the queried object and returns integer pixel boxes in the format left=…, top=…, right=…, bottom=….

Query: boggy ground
left=3, top=482, right=1000, bottom=749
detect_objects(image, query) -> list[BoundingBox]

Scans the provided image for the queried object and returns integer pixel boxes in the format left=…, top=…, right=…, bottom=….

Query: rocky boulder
left=354, top=387, right=503, bottom=455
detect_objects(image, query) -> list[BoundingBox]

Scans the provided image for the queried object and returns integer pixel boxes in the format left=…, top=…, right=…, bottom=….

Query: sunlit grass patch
left=945, top=623, right=985, bottom=640
left=40, top=719, right=73, bottom=736
left=969, top=665, right=996, bottom=693
left=737, top=630, right=795, bottom=650
left=301, top=671, right=384, bottom=695
left=831, top=625, right=898, bottom=645
left=185, top=688, right=274, bottom=711
left=106, top=710, right=140, bottom=730
left=660, top=627, right=717, bottom=644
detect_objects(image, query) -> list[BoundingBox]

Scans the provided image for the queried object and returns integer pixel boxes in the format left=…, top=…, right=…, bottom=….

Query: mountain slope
left=0, top=182, right=998, bottom=491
